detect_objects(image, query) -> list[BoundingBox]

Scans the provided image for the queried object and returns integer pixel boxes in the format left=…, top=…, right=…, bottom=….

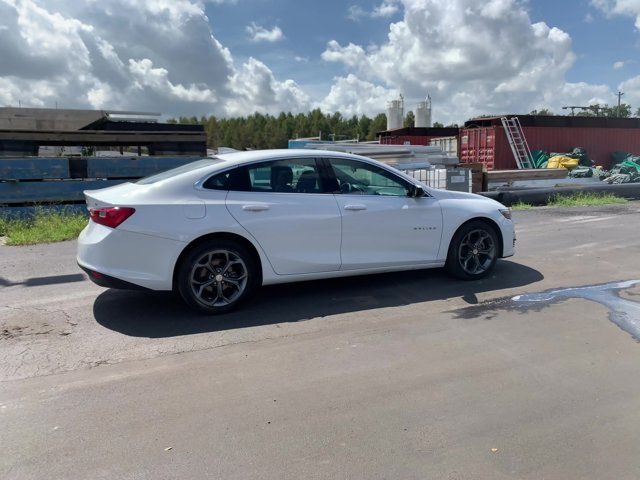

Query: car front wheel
left=177, top=240, right=259, bottom=314
left=446, top=221, right=499, bottom=280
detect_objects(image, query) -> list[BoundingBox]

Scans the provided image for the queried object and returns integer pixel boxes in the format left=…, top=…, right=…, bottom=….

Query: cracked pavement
left=2, top=204, right=640, bottom=479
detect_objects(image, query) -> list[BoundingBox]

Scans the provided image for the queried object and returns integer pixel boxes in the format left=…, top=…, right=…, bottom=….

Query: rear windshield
left=136, top=158, right=223, bottom=185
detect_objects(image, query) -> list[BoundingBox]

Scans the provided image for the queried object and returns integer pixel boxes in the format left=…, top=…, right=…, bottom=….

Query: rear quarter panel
left=87, top=177, right=278, bottom=284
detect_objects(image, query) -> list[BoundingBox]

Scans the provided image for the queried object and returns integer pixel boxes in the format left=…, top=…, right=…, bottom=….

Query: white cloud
left=226, top=58, right=309, bottom=115
left=619, top=74, right=640, bottom=107
left=128, top=58, right=218, bottom=103
left=372, top=1, right=400, bottom=17
left=316, top=74, right=398, bottom=116
left=613, top=60, right=626, bottom=69
left=0, top=0, right=305, bottom=117
left=246, top=22, right=284, bottom=43
left=321, top=41, right=369, bottom=72
left=348, top=1, right=401, bottom=21
left=347, top=5, right=367, bottom=21
left=323, top=0, right=622, bottom=123
left=592, top=0, right=640, bottom=29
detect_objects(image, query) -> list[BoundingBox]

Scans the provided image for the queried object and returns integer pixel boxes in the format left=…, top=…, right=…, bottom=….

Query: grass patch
left=0, top=210, right=88, bottom=246
left=511, top=201, right=534, bottom=210
left=547, top=192, right=628, bottom=208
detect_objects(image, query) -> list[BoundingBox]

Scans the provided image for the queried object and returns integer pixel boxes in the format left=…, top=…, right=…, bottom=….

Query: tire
left=177, top=239, right=260, bottom=314
left=446, top=220, right=500, bottom=280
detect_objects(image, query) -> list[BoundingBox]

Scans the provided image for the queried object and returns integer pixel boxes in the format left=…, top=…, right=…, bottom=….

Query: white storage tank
left=386, top=97, right=404, bottom=130
left=415, top=96, right=432, bottom=128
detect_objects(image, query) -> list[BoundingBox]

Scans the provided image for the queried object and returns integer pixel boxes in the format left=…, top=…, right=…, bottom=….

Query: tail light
left=89, top=207, right=135, bottom=228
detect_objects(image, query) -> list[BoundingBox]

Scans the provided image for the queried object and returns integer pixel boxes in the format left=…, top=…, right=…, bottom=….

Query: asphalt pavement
left=2, top=203, right=640, bottom=479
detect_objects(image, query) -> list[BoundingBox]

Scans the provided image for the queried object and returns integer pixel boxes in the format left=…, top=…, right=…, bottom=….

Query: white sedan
left=77, top=150, right=515, bottom=314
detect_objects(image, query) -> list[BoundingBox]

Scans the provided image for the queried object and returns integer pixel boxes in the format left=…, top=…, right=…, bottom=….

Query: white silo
left=386, top=96, right=404, bottom=130
left=415, top=95, right=432, bottom=128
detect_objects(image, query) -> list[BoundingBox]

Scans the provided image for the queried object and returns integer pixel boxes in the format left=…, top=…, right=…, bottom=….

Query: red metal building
left=460, top=115, right=640, bottom=170
left=379, top=127, right=459, bottom=146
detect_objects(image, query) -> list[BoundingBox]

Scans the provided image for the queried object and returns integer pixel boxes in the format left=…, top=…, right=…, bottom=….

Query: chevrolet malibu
left=77, top=150, right=515, bottom=314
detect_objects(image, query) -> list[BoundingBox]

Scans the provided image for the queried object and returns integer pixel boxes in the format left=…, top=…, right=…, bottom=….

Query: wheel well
left=450, top=217, right=504, bottom=258
left=172, top=232, right=263, bottom=290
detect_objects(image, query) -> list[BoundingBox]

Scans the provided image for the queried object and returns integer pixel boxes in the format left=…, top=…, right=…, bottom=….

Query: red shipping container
left=459, top=127, right=501, bottom=170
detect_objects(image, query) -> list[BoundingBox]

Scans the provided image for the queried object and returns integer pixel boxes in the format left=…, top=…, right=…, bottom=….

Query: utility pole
left=617, top=91, right=624, bottom=117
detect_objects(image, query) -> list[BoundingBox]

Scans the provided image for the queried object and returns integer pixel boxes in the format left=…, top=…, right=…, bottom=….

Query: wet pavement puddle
left=453, top=280, right=640, bottom=341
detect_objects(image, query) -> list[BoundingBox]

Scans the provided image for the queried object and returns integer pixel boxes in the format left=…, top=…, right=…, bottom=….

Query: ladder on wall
left=501, top=116, right=533, bottom=169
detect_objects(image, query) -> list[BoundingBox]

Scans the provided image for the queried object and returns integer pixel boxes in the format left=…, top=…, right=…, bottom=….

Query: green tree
left=357, top=115, right=372, bottom=140
left=175, top=110, right=396, bottom=149
left=610, top=103, right=632, bottom=118
left=432, top=121, right=444, bottom=128
left=530, top=109, right=554, bottom=116
left=368, top=113, right=387, bottom=140
left=404, top=111, right=415, bottom=128
left=575, top=103, right=632, bottom=118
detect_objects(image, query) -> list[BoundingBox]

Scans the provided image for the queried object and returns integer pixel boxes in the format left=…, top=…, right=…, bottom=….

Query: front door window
left=329, top=159, right=412, bottom=197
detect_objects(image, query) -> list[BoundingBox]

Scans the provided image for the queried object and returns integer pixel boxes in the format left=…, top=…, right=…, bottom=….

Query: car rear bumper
left=78, top=263, right=149, bottom=290
left=76, top=221, right=185, bottom=291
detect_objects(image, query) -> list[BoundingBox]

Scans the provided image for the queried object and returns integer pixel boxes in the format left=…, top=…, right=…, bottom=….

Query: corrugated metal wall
left=459, top=126, right=640, bottom=170
left=380, top=135, right=443, bottom=146
left=381, top=135, right=428, bottom=145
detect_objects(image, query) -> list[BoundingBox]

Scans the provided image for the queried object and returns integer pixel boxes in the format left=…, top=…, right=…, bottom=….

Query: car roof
left=215, top=149, right=371, bottom=164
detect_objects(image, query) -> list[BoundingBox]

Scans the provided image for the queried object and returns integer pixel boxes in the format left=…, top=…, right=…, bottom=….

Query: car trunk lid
left=83, top=182, right=141, bottom=209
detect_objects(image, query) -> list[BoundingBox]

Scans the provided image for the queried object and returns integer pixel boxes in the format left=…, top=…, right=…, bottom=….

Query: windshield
left=136, top=158, right=223, bottom=185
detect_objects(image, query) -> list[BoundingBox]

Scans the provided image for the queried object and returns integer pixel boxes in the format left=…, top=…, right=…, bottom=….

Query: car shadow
left=0, top=273, right=86, bottom=288
left=93, top=261, right=544, bottom=338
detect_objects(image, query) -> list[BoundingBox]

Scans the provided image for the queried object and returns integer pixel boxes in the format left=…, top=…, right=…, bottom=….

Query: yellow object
left=547, top=155, right=579, bottom=170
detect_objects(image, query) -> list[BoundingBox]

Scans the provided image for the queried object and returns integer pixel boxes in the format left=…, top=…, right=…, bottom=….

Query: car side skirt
left=261, top=261, right=446, bottom=286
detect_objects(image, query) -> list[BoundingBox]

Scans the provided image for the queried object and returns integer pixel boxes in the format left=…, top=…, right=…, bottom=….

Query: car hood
left=442, top=190, right=507, bottom=209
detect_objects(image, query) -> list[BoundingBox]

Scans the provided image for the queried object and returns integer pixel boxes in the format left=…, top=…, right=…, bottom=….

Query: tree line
left=168, top=109, right=387, bottom=150
left=169, top=104, right=640, bottom=150
left=529, top=104, right=639, bottom=117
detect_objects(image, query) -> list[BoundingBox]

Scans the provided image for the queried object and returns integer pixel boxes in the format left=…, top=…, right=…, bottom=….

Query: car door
left=223, top=157, right=342, bottom=275
left=324, top=157, right=443, bottom=270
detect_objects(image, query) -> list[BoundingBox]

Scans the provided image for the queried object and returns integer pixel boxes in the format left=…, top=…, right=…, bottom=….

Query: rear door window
left=246, top=158, right=327, bottom=193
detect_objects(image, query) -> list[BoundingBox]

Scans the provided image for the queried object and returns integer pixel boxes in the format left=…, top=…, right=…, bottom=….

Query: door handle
left=344, top=204, right=367, bottom=211
left=242, top=204, right=270, bottom=212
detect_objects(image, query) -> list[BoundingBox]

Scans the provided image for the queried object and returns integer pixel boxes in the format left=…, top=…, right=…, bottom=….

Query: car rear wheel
left=177, top=240, right=259, bottom=314
left=446, top=221, right=499, bottom=280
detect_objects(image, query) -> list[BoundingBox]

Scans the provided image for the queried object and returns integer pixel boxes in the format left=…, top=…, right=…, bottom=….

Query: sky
left=1, top=0, right=640, bottom=124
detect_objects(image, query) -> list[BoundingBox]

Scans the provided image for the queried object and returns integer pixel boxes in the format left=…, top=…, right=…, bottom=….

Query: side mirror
left=409, top=185, right=426, bottom=198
